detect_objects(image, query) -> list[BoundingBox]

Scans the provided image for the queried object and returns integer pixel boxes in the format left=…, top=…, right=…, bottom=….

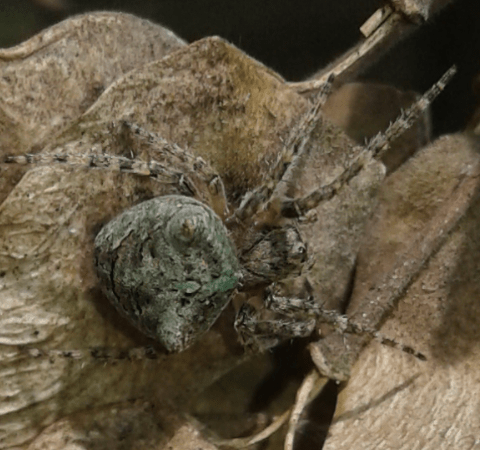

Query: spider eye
left=94, top=195, right=241, bottom=352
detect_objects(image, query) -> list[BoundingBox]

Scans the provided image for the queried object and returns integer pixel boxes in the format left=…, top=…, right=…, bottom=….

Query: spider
left=0, top=17, right=456, bottom=449
left=3, top=65, right=454, bottom=358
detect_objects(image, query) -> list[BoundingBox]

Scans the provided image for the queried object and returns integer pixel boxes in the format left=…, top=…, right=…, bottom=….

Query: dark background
left=0, top=0, right=478, bottom=136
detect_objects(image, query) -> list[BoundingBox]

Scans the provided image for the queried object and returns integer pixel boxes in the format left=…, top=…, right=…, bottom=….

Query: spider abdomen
left=94, top=195, right=241, bottom=352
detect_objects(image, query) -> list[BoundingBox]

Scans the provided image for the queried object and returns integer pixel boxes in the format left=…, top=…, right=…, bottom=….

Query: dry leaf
left=323, top=133, right=480, bottom=449
left=0, top=31, right=308, bottom=449
left=0, top=11, right=186, bottom=155
left=0, top=12, right=186, bottom=205
left=27, top=402, right=220, bottom=450
left=0, top=6, right=469, bottom=450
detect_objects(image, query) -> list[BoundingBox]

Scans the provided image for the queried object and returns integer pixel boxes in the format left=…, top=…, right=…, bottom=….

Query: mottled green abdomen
left=94, top=195, right=241, bottom=352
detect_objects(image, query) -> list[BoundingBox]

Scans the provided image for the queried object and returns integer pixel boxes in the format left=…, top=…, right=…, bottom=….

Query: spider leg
left=270, top=74, right=335, bottom=201
left=15, top=345, right=162, bottom=362
left=366, top=65, right=456, bottom=161
left=227, top=75, right=334, bottom=225
left=3, top=121, right=207, bottom=184
left=234, top=302, right=316, bottom=352
left=265, top=290, right=427, bottom=361
left=2, top=120, right=230, bottom=218
left=278, top=65, right=457, bottom=218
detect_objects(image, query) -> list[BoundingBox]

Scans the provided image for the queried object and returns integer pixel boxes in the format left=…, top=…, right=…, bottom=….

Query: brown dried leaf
left=27, top=402, right=219, bottom=450
left=293, top=81, right=432, bottom=319
left=296, top=81, right=432, bottom=380
left=0, top=12, right=186, bottom=205
left=0, top=8, right=466, bottom=450
left=0, top=12, right=186, bottom=155
left=71, top=37, right=305, bottom=198
left=293, top=119, right=385, bottom=313
left=323, top=133, right=480, bottom=449
left=0, top=35, right=308, bottom=449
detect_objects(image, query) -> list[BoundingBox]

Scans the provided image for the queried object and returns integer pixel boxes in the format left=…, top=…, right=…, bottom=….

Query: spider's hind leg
left=263, top=289, right=427, bottom=362
left=366, top=64, right=457, bottom=161
left=16, top=345, right=163, bottom=362
left=236, top=281, right=427, bottom=362
left=234, top=278, right=320, bottom=352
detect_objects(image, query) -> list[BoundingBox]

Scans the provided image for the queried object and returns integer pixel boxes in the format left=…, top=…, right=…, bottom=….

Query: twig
left=289, top=6, right=418, bottom=94
left=285, top=370, right=327, bottom=450
left=214, top=409, right=290, bottom=448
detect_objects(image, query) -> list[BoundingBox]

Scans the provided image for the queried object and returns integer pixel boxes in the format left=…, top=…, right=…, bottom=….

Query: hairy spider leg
left=2, top=120, right=229, bottom=216
left=15, top=345, right=162, bottom=362
left=4, top=121, right=207, bottom=179
left=235, top=288, right=426, bottom=360
left=279, top=65, right=457, bottom=218
left=227, top=74, right=335, bottom=225
left=234, top=302, right=317, bottom=351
